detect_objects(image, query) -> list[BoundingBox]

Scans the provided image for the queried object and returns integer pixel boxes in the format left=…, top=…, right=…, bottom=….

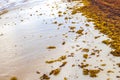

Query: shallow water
left=0, top=0, right=120, bottom=80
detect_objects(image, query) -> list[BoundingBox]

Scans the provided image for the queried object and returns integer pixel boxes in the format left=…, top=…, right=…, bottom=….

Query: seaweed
left=83, top=54, right=88, bottom=59
left=83, top=69, right=89, bottom=75
left=72, top=0, right=120, bottom=57
left=62, top=41, right=66, bottom=45
left=116, top=63, right=120, bottom=67
left=49, top=68, right=60, bottom=75
left=64, top=77, right=68, bottom=80
left=59, top=61, right=67, bottom=67
left=46, top=55, right=66, bottom=64
left=10, top=77, right=17, bottom=80
left=82, top=48, right=89, bottom=52
left=40, top=74, right=50, bottom=80
left=47, top=46, right=56, bottom=49
left=76, top=30, right=83, bottom=35
left=89, top=69, right=100, bottom=77
left=102, top=39, right=111, bottom=45
left=82, top=69, right=100, bottom=77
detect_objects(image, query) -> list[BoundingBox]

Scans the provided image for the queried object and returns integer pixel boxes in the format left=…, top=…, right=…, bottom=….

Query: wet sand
left=0, top=0, right=120, bottom=80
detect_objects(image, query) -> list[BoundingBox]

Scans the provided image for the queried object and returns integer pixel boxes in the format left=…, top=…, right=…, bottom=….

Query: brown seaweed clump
left=117, top=63, right=120, bottom=67
left=47, top=46, right=56, bottom=49
left=102, top=39, right=111, bottom=45
left=83, top=54, right=88, bottom=59
left=76, top=30, right=83, bottom=35
left=59, top=61, right=67, bottom=67
left=40, top=74, right=50, bottom=80
left=82, top=48, right=89, bottom=52
left=64, top=77, right=68, bottom=80
left=72, top=0, right=120, bottom=57
left=49, top=68, right=61, bottom=75
left=10, top=77, right=17, bottom=80
left=46, top=55, right=66, bottom=64
left=83, top=69, right=100, bottom=77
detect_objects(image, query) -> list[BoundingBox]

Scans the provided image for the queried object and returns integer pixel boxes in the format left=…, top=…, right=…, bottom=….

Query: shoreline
left=0, top=0, right=120, bottom=80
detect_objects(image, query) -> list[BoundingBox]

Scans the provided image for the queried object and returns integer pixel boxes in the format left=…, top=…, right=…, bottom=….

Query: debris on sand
left=83, top=69, right=100, bottom=77
left=64, top=77, right=68, bottom=80
left=83, top=54, right=88, bottom=59
left=76, top=30, right=83, bottom=35
left=0, top=33, right=4, bottom=36
left=49, top=68, right=61, bottom=75
left=102, top=39, right=111, bottom=45
left=0, top=10, right=8, bottom=15
left=82, top=48, right=89, bottom=52
left=59, top=61, right=67, bottom=67
left=89, top=69, right=100, bottom=77
left=40, top=74, right=50, bottom=80
left=116, top=63, right=120, bottom=67
left=62, top=41, right=66, bottom=45
left=46, top=55, right=66, bottom=64
left=47, top=46, right=56, bottom=49
left=10, top=76, right=17, bottom=80
left=72, top=0, right=120, bottom=57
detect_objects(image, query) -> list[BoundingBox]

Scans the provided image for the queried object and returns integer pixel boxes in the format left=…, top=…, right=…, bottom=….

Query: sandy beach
left=0, top=0, right=120, bottom=80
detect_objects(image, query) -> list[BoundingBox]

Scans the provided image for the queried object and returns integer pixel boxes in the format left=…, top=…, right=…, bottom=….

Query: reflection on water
left=0, top=0, right=54, bottom=12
